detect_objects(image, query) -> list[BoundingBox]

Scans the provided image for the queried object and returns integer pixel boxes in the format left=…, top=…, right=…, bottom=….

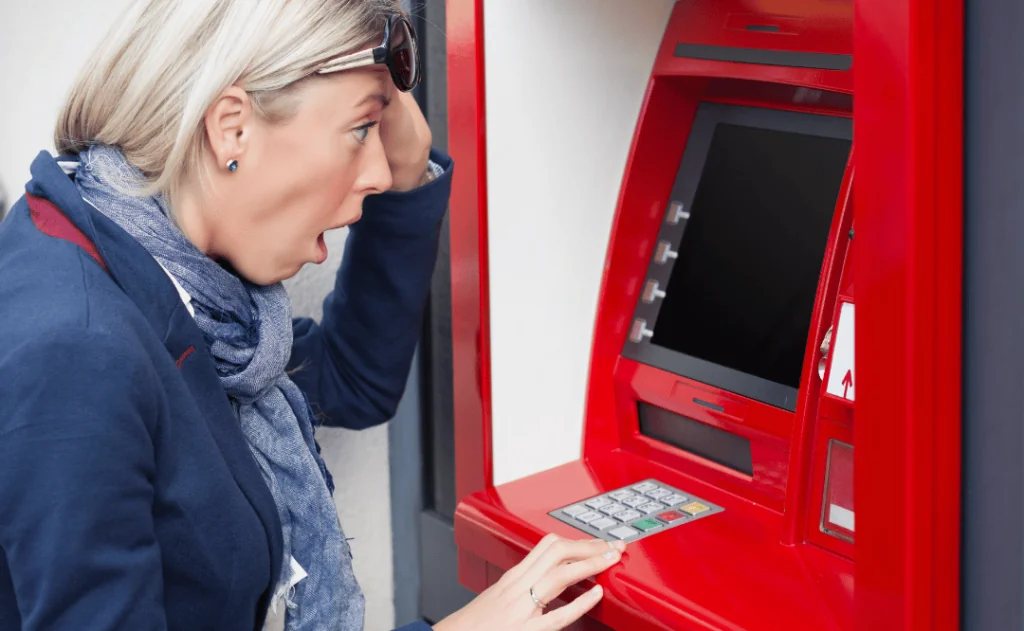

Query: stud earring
left=226, top=159, right=239, bottom=172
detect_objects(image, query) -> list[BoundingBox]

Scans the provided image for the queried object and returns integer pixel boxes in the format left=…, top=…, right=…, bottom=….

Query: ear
left=204, top=85, right=254, bottom=169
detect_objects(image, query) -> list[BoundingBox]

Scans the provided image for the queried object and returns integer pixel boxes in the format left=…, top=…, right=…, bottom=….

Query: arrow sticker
left=825, top=303, right=855, bottom=402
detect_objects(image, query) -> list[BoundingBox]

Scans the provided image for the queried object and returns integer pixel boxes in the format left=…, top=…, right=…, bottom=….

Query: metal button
left=600, top=503, right=626, bottom=516
left=614, top=509, right=643, bottom=523
left=629, top=319, right=654, bottom=343
left=645, top=488, right=671, bottom=500
left=666, top=201, right=689, bottom=225
left=623, top=495, right=648, bottom=508
left=642, top=280, right=667, bottom=304
left=590, top=517, right=617, bottom=530
left=608, top=526, right=639, bottom=540
left=585, top=497, right=612, bottom=510
left=638, top=502, right=664, bottom=515
left=661, top=493, right=688, bottom=506
left=655, top=241, right=679, bottom=264
left=562, top=505, right=588, bottom=517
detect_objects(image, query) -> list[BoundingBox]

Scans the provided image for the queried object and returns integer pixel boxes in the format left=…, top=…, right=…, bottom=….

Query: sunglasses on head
left=315, top=14, right=421, bottom=92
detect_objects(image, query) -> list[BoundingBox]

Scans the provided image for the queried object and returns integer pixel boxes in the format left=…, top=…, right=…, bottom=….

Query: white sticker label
left=829, top=504, right=856, bottom=532
left=271, top=556, right=308, bottom=614
left=825, top=302, right=855, bottom=401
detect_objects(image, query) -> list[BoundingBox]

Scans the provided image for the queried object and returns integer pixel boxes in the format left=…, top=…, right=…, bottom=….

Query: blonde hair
left=56, top=0, right=396, bottom=197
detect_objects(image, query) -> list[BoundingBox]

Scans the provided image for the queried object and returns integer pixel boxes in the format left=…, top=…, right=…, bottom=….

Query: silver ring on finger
left=529, top=586, right=547, bottom=610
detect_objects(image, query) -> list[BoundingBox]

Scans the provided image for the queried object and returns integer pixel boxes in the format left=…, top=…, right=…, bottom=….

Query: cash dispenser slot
left=638, top=403, right=754, bottom=476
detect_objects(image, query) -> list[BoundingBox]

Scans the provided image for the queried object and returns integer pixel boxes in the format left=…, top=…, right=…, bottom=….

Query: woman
left=0, top=1, right=625, bottom=630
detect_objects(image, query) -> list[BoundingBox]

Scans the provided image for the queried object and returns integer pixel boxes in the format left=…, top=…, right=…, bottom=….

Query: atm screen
left=625, top=104, right=852, bottom=410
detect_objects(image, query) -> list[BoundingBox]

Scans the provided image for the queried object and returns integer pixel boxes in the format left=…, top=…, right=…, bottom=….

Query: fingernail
left=603, top=549, right=619, bottom=560
left=592, top=584, right=604, bottom=598
left=613, top=541, right=627, bottom=552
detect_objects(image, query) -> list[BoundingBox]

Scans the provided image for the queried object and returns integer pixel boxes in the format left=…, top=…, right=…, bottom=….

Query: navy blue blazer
left=0, top=150, right=451, bottom=631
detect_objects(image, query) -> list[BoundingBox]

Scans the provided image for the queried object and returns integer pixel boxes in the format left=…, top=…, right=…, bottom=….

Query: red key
left=657, top=510, right=687, bottom=524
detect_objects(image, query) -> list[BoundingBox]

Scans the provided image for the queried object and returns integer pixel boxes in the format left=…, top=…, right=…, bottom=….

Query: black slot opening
left=638, top=403, right=753, bottom=476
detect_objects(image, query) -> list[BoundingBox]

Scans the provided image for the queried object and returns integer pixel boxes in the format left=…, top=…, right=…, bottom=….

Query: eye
left=352, top=121, right=378, bottom=144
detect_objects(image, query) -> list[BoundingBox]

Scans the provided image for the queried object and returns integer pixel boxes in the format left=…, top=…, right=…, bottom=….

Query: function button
left=590, top=517, right=617, bottom=530
left=576, top=511, right=604, bottom=524
left=585, top=497, right=612, bottom=510
left=623, top=495, right=649, bottom=508
left=679, top=501, right=711, bottom=516
left=608, top=526, right=640, bottom=541
left=662, top=493, right=688, bottom=506
left=614, top=509, right=643, bottom=523
left=657, top=510, right=687, bottom=524
left=631, top=482, right=658, bottom=493
left=632, top=518, right=663, bottom=532
left=562, top=505, right=588, bottom=518
left=609, top=490, right=635, bottom=502
left=638, top=502, right=665, bottom=515
left=645, top=488, right=671, bottom=500
left=599, top=503, right=626, bottom=516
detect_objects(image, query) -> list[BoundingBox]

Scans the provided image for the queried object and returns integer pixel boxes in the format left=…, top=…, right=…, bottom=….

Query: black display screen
left=650, top=123, right=851, bottom=390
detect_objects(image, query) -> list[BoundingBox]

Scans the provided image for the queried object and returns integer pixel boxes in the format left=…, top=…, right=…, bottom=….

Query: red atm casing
left=446, top=1, right=963, bottom=630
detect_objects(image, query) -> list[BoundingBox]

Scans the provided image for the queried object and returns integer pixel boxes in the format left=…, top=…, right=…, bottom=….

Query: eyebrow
left=358, top=92, right=391, bottom=109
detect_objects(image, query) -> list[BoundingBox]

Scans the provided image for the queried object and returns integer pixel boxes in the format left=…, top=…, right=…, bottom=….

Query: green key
left=632, top=518, right=662, bottom=532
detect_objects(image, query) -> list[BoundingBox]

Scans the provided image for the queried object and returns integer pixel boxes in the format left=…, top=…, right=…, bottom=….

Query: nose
left=355, top=130, right=393, bottom=194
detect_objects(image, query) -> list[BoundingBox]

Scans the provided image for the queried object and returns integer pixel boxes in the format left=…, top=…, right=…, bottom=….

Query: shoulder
left=0, top=214, right=162, bottom=436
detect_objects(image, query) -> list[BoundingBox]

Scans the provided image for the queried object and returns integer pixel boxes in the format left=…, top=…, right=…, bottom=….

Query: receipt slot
left=446, top=1, right=963, bottom=630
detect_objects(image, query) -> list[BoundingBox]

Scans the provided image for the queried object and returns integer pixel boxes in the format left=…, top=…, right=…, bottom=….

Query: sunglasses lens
left=389, top=18, right=419, bottom=91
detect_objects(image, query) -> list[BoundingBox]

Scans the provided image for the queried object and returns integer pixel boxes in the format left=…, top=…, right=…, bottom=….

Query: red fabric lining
left=26, top=193, right=107, bottom=271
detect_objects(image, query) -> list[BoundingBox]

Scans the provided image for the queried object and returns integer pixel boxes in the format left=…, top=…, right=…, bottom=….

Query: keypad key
left=599, top=503, right=626, bottom=516
left=657, top=510, right=687, bottom=524
left=576, top=511, right=603, bottom=524
left=585, top=497, right=612, bottom=510
left=680, top=501, right=711, bottom=516
left=645, top=488, right=671, bottom=500
left=631, top=482, right=658, bottom=493
left=661, top=493, right=688, bottom=506
left=623, top=495, right=648, bottom=508
left=590, top=517, right=617, bottom=530
left=562, top=505, right=588, bottom=517
left=638, top=502, right=664, bottom=515
left=632, top=518, right=663, bottom=532
left=609, top=490, right=635, bottom=502
left=608, top=526, right=640, bottom=540
left=614, top=509, right=642, bottom=523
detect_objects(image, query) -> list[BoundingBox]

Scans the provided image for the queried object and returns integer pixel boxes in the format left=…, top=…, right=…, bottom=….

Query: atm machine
left=446, top=1, right=963, bottom=630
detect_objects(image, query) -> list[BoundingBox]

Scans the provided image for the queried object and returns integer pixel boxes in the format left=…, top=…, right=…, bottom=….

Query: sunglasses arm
left=316, top=48, right=379, bottom=75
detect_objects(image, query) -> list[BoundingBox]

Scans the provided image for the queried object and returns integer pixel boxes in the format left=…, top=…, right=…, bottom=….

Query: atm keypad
left=548, top=478, right=724, bottom=543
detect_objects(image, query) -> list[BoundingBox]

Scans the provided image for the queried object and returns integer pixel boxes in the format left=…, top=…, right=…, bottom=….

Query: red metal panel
left=447, top=0, right=492, bottom=504
left=854, top=0, right=962, bottom=629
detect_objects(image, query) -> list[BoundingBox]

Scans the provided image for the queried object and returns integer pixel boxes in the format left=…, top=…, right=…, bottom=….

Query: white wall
left=0, top=4, right=395, bottom=629
left=484, top=0, right=675, bottom=486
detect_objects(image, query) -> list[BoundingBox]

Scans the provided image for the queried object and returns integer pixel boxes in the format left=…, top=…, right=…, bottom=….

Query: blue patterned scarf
left=74, top=144, right=364, bottom=631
